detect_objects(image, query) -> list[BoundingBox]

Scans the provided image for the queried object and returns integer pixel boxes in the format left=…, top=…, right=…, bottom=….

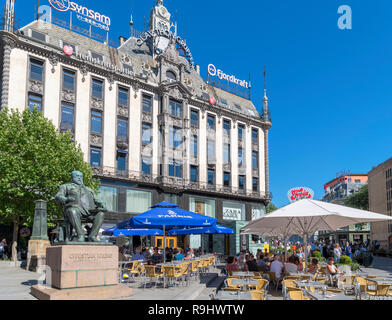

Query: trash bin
left=362, top=252, right=373, bottom=267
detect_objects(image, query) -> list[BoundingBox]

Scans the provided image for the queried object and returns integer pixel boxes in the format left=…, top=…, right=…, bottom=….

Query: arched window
left=166, top=70, right=177, bottom=82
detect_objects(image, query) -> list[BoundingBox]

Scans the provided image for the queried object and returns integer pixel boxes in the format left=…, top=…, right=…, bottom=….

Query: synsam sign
left=48, top=0, right=111, bottom=28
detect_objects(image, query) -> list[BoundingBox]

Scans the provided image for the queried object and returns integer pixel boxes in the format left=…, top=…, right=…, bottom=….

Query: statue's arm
left=55, top=185, right=68, bottom=205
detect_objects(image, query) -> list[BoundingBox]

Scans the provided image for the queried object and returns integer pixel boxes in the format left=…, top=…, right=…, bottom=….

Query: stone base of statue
left=26, top=240, right=51, bottom=273
left=30, top=245, right=132, bottom=300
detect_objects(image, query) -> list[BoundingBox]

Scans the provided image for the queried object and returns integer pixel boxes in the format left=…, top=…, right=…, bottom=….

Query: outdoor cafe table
left=289, top=272, right=313, bottom=278
left=307, top=291, right=353, bottom=301
left=230, top=279, right=260, bottom=292
left=294, top=281, right=327, bottom=289
left=215, top=291, right=253, bottom=300
left=365, top=278, right=392, bottom=284
left=231, top=272, right=257, bottom=278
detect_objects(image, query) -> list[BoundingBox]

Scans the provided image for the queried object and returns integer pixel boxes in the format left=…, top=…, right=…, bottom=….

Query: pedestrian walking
left=333, top=243, right=342, bottom=262
left=0, top=238, right=7, bottom=260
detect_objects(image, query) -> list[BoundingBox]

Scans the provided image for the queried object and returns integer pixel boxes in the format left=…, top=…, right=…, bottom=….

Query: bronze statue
left=55, top=171, right=106, bottom=243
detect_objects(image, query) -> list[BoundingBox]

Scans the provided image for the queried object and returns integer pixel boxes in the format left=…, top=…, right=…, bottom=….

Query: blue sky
left=17, top=0, right=392, bottom=208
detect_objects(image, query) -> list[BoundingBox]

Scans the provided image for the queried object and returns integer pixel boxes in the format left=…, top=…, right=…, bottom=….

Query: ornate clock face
left=159, top=7, right=168, bottom=18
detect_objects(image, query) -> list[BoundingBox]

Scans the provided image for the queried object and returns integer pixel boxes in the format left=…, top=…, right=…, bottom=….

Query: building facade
left=0, top=1, right=272, bottom=255
left=368, top=158, right=392, bottom=250
left=318, top=174, right=370, bottom=244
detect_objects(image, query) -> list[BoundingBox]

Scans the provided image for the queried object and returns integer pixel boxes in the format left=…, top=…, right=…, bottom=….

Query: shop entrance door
left=155, top=236, right=178, bottom=249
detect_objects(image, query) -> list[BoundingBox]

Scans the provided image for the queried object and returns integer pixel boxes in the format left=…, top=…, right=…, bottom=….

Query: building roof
left=21, top=21, right=262, bottom=121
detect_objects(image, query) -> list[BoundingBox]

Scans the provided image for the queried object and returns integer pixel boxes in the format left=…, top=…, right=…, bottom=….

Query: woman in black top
left=244, top=254, right=259, bottom=272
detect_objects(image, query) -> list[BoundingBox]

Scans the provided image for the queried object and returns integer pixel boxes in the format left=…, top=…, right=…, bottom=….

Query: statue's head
left=71, top=171, right=84, bottom=186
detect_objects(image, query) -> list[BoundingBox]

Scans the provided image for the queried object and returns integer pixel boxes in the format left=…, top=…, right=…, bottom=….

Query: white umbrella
left=242, top=199, right=392, bottom=271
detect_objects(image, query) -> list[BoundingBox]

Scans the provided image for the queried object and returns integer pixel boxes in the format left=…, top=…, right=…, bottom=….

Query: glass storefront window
left=251, top=204, right=266, bottom=220
left=223, top=201, right=246, bottom=221
left=189, top=197, right=216, bottom=218
left=126, top=189, right=152, bottom=214
left=99, top=186, right=118, bottom=212
left=165, top=194, right=179, bottom=205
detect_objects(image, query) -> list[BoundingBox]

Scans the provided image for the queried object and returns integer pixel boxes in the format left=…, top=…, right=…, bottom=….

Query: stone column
left=1, top=33, right=16, bottom=110
left=182, top=99, right=189, bottom=181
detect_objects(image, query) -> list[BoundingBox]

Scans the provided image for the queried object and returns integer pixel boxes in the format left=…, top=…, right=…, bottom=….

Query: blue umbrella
left=103, top=227, right=164, bottom=237
left=169, top=225, right=234, bottom=235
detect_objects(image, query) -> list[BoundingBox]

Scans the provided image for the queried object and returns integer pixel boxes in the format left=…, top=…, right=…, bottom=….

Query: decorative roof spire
left=263, top=66, right=270, bottom=123
left=157, top=0, right=163, bottom=5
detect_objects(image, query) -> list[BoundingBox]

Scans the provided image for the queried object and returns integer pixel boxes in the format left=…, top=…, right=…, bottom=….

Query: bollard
left=30, top=200, right=49, bottom=241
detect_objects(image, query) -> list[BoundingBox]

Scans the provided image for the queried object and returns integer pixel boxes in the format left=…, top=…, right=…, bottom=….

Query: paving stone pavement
left=1, top=256, right=391, bottom=300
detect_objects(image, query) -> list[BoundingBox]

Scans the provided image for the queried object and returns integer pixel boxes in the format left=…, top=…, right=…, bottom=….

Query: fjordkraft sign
left=287, top=187, right=315, bottom=203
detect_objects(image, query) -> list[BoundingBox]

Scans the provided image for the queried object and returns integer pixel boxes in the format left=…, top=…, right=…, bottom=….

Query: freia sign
left=287, top=187, right=315, bottom=203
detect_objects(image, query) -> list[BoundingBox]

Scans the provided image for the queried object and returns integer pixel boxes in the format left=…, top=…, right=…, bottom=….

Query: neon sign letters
left=48, top=0, right=111, bottom=31
left=287, top=187, right=315, bottom=203
left=208, top=64, right=250, bottom=89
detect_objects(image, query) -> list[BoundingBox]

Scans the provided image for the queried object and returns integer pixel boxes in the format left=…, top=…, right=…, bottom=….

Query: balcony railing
left=92, top=166, right=273, bottom=200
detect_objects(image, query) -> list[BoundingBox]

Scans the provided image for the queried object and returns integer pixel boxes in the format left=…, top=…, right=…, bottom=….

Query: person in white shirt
left=284, top=255, right=298, bottom=274
left=333, top=244, right=342, bottom=263
left=270, top=255, right=285, bottom=279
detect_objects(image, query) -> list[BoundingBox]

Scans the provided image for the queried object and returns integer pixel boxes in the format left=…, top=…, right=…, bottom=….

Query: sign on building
left=287, top=187, right=315, bottom=203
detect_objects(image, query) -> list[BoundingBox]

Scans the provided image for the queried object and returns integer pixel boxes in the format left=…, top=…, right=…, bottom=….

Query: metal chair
left=144, top=265, right=164, bottom=289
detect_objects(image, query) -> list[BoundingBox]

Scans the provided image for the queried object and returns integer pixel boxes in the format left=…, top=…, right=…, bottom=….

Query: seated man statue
left=55, top=171, right=107, bottom=243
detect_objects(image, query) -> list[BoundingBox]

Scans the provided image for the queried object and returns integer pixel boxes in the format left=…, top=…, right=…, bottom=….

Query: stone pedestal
left=26, top=240, right=51, bottom=273
left=30, top=245, right=132, bottom=300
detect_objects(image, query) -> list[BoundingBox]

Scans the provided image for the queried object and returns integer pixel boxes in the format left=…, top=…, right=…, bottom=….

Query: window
left=208, top=169, right=215, bottom=185
left=238, top=148, right=244, bottom=167
left=63, top=69, right=76, bottom=91
left=207, top=140, right=215, bottom=161
left=28, top=93, right=42, bottom=112
left=99, top=186, right=118, bottom=212
left=220, top=98, right=228, bottom=105
left=169, top=127, right=182, bottom=148
left=166, top=70, right=177, bottom=82
left=142, top=95, right=152, bottom=113
left=169, top=159, right=182, bottom=178
left=31, top=30, right=46, bottom=42
left=190, top=166, right=199, bottom=182
left=117, top=151, right=127, bottom=172
left=239, top=176, right=245, bottom=190
left=91, top=111, right=102, bottom=134
left=224, top=144, right=231, bottom=164
left=355, top=179, right=361, bottom=184
left=223, top=201, right=246, bottom=221
left=118, top=87, right=129, bottom=106
left=126, top=189, right=152, bottom=214
left=253, top=177, right=259, bottom=192
left=29, top=58, right=44, bottom=82
left=252, top=128, right=259, bottom=144
left=117, top=118, right=128, bottom=140
left=91, top=52, right=103, bottom=62
left=92, top=78, right=104, bottom=99
left=190, top=109, right=199, bottom=127
left=142, top=156, right=152, bottom=175
left=207, top=115, right=215, bottom=130
left=252, top=151, right=258, bottom=169
left=223, top=120, right=231, bottom=136
left=224, top=172, right=231, bottom=187
left=238, top=124, right=245, bottom=140
left=191, top=135, right=198, bottom=157
left=190, top=197, right=216, bottom=218
left=142, top=123, right=152, bottom=145
left=169, top=100, right=182, bottom=118
left=60, top=102, right=74, bottom=132
left=90, top=147, right=102, bottom=167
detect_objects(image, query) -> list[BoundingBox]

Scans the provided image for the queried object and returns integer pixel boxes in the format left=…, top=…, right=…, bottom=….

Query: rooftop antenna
left=36, top=0, right=40, bottom=21
left=130, top=0, right=134, bottom=37
left=5, top=0, right=16, bottom=32
left=248, top=72, right=252, bottom=100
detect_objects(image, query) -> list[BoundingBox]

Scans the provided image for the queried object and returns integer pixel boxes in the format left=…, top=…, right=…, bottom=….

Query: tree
left=266, top=203, right=278, bottom=214
left=0, top=108, right=99, bottom=261
left=344, top=184, right=369, bottom=210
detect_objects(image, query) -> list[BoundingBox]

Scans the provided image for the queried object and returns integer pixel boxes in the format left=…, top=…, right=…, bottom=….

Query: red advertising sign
left=287, top=187, right=314, bottom=203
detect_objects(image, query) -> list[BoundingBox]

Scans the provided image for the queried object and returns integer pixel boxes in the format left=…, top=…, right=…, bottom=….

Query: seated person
left=256, top=254, right=270, bottom=272
left=174, top=248, right=185, bottom=261
left=131, top=247, right=145, bottom=262
left=165, top=248, right=173, bottom=262
left=294, top=256, right=304, bottom=272
left=326, top=257, right=344, bottom=286
left=284, top=255, right=298, bottom=274
left=244, top=254, right=259, bottom=272
left=270, top=255, right=285, bottom=279
left=308, top=258, right=319, bottom=274
left=151, top=247, right=163, bottom=265
left=226, top=256, right=240, bottom=275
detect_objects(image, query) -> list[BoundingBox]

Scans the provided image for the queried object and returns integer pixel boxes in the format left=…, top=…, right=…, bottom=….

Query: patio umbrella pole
left=303, top=232, right=308, bottom=272
left=163, top=225, right=166, bottom=263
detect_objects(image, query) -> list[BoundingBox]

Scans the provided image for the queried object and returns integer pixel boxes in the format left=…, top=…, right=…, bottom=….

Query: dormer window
left=166, top=70, right=177, bottom=83
left=31, top=30, right=46, bottom=42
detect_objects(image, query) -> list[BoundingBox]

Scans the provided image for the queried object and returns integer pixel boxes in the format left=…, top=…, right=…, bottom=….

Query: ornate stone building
left=0, top=1, right=272, bottom=255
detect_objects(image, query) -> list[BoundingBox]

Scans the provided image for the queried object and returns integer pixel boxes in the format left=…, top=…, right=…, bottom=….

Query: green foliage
left=0, top=108, right=99, bottom=227
left=338, top=255, right=352, bottom=265
left=351, top=262, right=360, bottom=271
left=344, top=184, right=369, bottom=210
left=312, top=250, right=322, bottom=259
left=266, top=203, right=278, bottom=214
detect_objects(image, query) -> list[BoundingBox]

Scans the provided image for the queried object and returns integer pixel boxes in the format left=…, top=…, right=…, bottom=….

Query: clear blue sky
left=17, top=0, right=392, bottom=208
